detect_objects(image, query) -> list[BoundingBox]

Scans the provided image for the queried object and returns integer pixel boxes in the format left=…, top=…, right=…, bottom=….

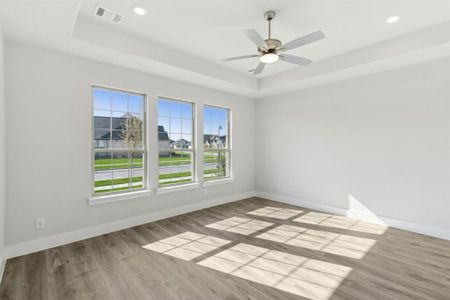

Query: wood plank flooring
left=1, top=197, right=449, bottom=299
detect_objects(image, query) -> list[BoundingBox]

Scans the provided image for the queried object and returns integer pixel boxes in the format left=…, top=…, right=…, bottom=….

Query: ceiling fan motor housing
left=259, top=39, right=282, bottom=54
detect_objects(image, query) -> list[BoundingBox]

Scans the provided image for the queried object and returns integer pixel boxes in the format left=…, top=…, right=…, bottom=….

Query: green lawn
left=159, top=153, right=191, bottom=166
left=95, top=185, right=143, bottom=194
left=159, top=152, right=223, bottom=165
left=95, top=157, right=143, bottom=171
left=158, top=169, right=225, bottom=186
left=159, top=178, right=192, bottom=186
left=94, top=151, right=227, bottom=194
left=95, top=152, right=224, bottom=170
left=95, top=168, right=226, bottom=193
left=95, top=176, right=143, bottom=187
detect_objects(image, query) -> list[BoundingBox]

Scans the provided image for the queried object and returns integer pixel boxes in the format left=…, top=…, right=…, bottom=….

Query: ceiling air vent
left=94, top=5, right=123, bottom=24
left=95, top=6, right=105, bottom=17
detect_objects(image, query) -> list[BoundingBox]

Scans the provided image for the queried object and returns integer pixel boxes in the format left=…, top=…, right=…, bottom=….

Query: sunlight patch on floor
left=294, top=212, right=387, bottom=235
left=257, top=224, right=376, bottom=259
left=205, top=216, right=274, bottom=235
left=142, top=231, right=231, bottom=261
left=198, top=243, right=352, bottom=300
left=247, top=206, right=304, bottom=220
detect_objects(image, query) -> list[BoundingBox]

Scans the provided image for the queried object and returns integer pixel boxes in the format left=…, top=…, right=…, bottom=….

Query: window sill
left=203, top=177, right=234, bottom=187
left=156, top=183, right=200, bottom=195
left=88, top=189, right=152, bottom=206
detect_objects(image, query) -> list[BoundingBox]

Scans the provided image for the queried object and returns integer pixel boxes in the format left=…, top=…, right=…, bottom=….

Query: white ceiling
left=1, top=0, right=450, bottom=98
left=78, top=0, right=450, bottom=77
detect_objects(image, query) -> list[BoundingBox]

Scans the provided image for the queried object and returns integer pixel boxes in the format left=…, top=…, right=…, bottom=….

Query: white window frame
left=157, top=96, right=196, bottom=188
left=203, top=104, right=231, bottom=182
left=91, top=85, right=147, bottom=197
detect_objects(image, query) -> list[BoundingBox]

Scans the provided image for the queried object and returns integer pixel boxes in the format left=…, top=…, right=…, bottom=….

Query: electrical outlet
left=204, top=188, right=208, bottom=195
left=276, top=183, right=281, bottom=190
left=35, top=218, right=45, bottom=230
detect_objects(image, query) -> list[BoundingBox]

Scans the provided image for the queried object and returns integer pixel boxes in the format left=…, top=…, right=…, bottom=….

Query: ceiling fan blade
left=222, top=54, right=259, bottom=62
left=253, top=62, right=266, bottom=75
left=279, top=54, right=312, bottom=66
left=282, top=31, right=325, bottom=51
left=244, top=29, right=268, bottom=49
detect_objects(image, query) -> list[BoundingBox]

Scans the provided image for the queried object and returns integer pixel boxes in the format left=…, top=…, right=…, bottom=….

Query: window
left=203, top=105, right=230, bottom=180
left=158, top=97, right=194, bottom=186
left=92, top=87, right=146, bottom=195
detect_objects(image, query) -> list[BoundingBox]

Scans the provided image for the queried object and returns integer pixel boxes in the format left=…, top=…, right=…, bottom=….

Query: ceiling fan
left=222, top=10, right=325, bottom=75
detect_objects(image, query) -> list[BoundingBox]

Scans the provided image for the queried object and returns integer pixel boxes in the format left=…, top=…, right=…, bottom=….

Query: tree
left=121, top=116, right=143, bottom=149
left=218, top=152, right=226, bottom=177
left=121, top=116, right=143, bottom=186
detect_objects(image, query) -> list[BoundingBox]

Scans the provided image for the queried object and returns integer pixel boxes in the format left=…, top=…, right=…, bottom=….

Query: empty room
left=0, top=0, right=449, bottom=299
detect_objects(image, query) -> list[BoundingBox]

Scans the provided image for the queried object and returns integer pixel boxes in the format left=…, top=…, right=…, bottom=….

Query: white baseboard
left=4, top=191, right=256, bottom=259
left=256, top=191, right=450, bottom=240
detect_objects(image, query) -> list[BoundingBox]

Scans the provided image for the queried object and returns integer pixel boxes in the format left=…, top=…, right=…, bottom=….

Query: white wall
left=3, top=39, right=449, bottom=250
left=256, top=58, right=450, bottom=232
left=0, top=25, right=6, bottom=257
left=5, top=41, right=255, bottom=246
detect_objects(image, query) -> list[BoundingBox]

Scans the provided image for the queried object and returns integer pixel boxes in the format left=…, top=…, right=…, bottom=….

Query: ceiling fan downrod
left=264, top=10, right=276, bottom=40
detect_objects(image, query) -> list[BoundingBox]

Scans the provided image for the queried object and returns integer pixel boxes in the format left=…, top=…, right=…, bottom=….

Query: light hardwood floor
left=1, top=197, right=449, bottom=299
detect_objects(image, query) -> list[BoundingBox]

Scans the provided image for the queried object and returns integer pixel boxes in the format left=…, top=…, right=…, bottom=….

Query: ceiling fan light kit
left=222, top=10, right=325, bottom=75
left=260, top=53, right=279, bottom=64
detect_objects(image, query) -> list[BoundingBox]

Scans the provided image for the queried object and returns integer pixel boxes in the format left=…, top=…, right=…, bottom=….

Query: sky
left=93, top=88, right=229, bottom=144
left=158, top=98, right=229, bottom=142
left=93, top=87, right=144, bottom=119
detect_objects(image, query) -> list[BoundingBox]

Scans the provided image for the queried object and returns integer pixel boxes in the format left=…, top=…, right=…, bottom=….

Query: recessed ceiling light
left=133, top=6, right=147, bottom=16
left=386, top=15, right=400, bottom=24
